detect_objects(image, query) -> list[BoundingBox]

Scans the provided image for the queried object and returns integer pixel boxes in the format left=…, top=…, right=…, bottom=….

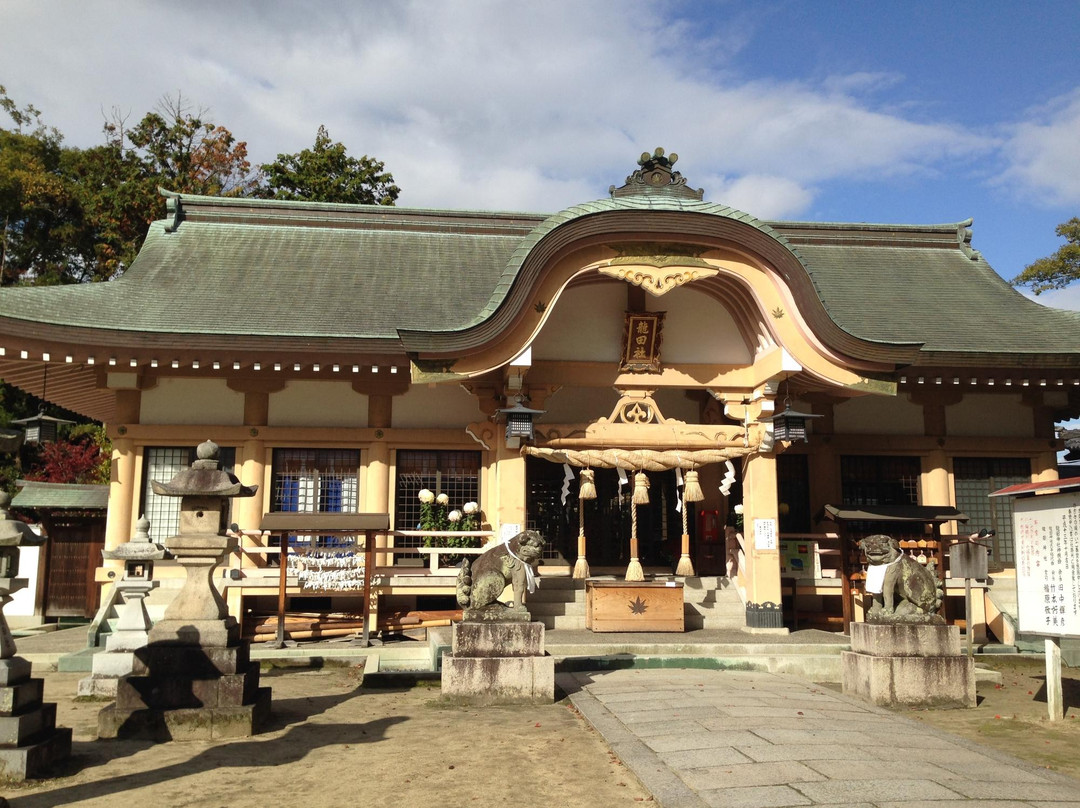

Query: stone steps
left=528, top=575, right=747, bottom=631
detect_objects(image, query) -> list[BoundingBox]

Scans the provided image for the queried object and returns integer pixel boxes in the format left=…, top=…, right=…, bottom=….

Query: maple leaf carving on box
left=628, top=596, right=648, bottom=615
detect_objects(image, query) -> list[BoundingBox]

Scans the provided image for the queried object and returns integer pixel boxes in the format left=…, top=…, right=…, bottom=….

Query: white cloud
left=1023, top=284, right=1080, bottom=312
left=0, top=0, right=1003, bottom=216
left=997, top=89, right=1080, bottom=206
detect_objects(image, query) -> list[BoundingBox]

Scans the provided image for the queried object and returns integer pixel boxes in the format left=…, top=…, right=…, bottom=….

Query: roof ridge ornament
left=610, top=148, right=704, bottom=201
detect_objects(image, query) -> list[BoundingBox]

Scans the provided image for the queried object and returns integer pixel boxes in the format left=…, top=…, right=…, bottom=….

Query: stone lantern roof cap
left=149, top=440, right=258, bottom=499
left=103, top=515, right=167, bottom=561
left=0, top=492, right=44, bottom=546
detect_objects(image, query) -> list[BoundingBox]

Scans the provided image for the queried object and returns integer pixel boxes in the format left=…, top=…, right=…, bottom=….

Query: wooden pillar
left=742, top=451, right=782, bottom=629
left=494, top=439, right=526, bottom=537
left=367, top=394, right=392, bottom=567
left=104, top=437, right=136, bottom=554
left=104, top=388, right=142, bottom=554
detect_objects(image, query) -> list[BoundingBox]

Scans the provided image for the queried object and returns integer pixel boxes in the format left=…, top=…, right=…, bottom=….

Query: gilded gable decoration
left=609, top=147, right=704, bottom=200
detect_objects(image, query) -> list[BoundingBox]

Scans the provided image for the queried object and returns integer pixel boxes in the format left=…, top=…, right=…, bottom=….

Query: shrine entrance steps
left=526, top=575, right=747, bottom=631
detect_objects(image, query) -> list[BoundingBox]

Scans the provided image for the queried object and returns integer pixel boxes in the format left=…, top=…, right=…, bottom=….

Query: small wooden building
left=11, top=480, right=108, bottom=619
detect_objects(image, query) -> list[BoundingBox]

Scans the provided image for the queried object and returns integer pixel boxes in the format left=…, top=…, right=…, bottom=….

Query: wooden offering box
left=585, top=579, right=685, bottom=632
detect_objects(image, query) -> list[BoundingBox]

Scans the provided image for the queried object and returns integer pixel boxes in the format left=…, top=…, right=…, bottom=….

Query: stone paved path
left=559, top=668, right=1080, bottom=808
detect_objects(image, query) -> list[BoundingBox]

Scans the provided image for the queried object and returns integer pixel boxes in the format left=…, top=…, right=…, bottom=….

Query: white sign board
left=754, top=518, right=778, bottom=551
left=1014, top=491, right=1080, bottom=637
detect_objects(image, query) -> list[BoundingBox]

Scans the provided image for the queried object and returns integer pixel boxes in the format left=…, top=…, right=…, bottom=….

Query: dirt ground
left=4, top=656, right=1079, bottom=806
left=3, top=665, right=653, bottom=807
left=890, top=656, right=1080, bottom=780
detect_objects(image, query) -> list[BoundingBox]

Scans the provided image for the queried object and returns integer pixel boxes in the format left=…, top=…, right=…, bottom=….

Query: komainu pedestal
left=842, top=623, right=975, bottom=708
left=441, top=618, right=554, bottom=704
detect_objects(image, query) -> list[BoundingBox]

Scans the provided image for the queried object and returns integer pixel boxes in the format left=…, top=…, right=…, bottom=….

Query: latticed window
left=395, top=450, right=481, bottom=548
left=270, top=449, right=361, bottom=551
left=953, top=457, right=1030, bottom=566
left=271, top=449, right=360, bottom=513
left=840, top=455, right=921, bottom=508
left=141, top=446, right=236, bottom=543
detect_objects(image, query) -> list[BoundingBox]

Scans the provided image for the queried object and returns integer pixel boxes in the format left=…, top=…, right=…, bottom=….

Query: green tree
left=0, top=86, right=78, bottom=285
left=1, top=90, right=259, bottom=285
left=260, top=125, right=398, bottom=205
left=1012, top=218, right=1080, bottom=294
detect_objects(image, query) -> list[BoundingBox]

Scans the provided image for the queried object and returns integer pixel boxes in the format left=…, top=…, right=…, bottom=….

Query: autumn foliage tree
left=0, top=89, right=260, bottom=284
left=23, top=424, right=110, bottom=486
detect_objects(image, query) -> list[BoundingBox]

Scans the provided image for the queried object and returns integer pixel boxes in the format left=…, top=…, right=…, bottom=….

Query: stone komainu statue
left=456, top=530, right=545, bottom=613
left=859, top=534, right=945, bottom=625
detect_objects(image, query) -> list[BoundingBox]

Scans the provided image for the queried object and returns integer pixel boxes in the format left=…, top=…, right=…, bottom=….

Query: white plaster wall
left=645, top=286, right=751, bottom=364
left=8, top=530, right=42, bottom=617
left=531, top=282, right=752, bottom=366
left=532, top=283, right=624, bottom=362
left=540, top=386, right=620, bottom=425
left=946, top=394, right=1034, bottom=437
left=141, top=378, right=245, bottom=425
left=834, top=394, right=924, bottom=435
left=268, top=381, right=369, bottom=428
left=392, top=384, right=482, bottom=428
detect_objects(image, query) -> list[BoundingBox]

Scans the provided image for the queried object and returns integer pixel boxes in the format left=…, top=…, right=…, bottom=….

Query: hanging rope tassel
left=574, top=469, right=594, bottom=579
left=626, top=498, right=644, bottom=581
left=578, top=468, right=597, bottom=500
left=632, top=471, right=650, bottom=505
left=683, top=470, right=704, bottom=503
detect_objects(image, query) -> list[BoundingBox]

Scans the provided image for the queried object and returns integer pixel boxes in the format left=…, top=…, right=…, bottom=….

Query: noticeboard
left=1014, top=491, right=1080, bottom=637
left=779, top=539, right=822, bottom=578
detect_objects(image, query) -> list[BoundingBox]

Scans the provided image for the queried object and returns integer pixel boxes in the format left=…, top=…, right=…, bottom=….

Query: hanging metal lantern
left=11, top=408, right=73, bottom=445
left=497, top=398, right=545, bottom=443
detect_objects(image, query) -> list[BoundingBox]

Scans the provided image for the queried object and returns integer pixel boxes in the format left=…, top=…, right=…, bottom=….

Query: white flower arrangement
left=436, top=492, right=449, bottom=506
left=463, top=501, right=479, bottom=515
left=448, top=509, right=462, bottom=524
left=418, top=489, right=434, bottom=504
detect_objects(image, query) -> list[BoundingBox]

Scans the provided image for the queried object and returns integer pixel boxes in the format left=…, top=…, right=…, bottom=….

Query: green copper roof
left=13, top=480, right=108, bottom=510
left=0, top=189, right=1075, bottom=365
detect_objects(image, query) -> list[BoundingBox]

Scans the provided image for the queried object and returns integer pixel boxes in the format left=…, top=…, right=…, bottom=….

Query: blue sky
left=2, top=0, right=1078, bottom=308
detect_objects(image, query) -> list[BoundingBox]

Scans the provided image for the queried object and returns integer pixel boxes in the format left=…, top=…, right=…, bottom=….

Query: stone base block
left=106, top=630, right=150, bottom=652
left=148, top=618, right=240, bottom=648
left=0, top=677, right=43, bottom=714
left=77, top=675, right=118, bottom=699
left=842, top=650, right=975, bottom=708
left=97, top=686, right=271, bottom=741
left=131, top=643, right=249, bottom=677
left=452, top=621, right=545, bottom=658
left=0, top=657, right=31, bottom=687
left=91, top=651, right=137, bottom=679
left=462, top=606, right=531, bottom=623
left=441, top=654, right=554, bottom=704
left=116, top=662, right=261, bottom=711
left=0, top=702, right=56, bottom=746
left=850, top=622, right=962, bottom=657
left=0, top=726, right=72, bottom=782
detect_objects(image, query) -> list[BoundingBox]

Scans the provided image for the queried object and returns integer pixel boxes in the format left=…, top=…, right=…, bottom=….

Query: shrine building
left=0, top=149, right=1077, bottom=636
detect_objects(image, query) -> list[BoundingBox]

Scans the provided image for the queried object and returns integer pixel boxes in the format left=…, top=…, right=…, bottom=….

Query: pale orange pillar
left=742, top=451, right=782, bottom=629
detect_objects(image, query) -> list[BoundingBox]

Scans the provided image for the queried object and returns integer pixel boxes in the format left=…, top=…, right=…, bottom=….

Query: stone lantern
left=78, top=515, right=166, bottom=698
left=145, top=439, right=256, bottom=647
left=0, top=491, right=71, bottom=779
left=98, top=440, right=271, bottom=740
